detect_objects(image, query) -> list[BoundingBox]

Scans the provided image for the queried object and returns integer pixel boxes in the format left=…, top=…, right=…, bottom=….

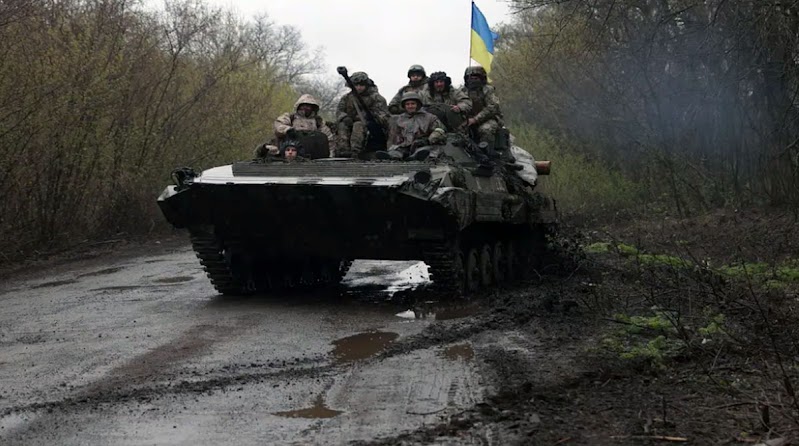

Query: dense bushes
left=496, top=1, right=799, bottom=215
left=0, top=1, right=314, bottom=259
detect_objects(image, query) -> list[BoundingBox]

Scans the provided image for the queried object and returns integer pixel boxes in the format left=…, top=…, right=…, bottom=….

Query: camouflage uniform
left=461, top=66, right=503, bottom=145
left=386, top=92, right=446, bottom=158
left=336, top=72, right=390, bottom=155
left=419, top=71, right=472, bottom=131
left=274, top=94, right=336, bottom=156
left=388, top=64, right=430, bottom=115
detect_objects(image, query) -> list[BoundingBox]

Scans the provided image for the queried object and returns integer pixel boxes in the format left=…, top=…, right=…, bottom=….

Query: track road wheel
left=504, top=240, right=516, bottom=282
left=190, top=232, right=253, bottom=296
left=422, top=244, right=466, bottom=298
left=479, top=244, right=493, bottom=287
left=465, top=248, right=480, bottom=293
left=492, top=241, right=506, bottom=284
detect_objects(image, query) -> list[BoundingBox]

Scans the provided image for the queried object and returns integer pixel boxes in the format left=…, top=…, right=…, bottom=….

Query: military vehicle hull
left=158, top=138, right=556, bottom=297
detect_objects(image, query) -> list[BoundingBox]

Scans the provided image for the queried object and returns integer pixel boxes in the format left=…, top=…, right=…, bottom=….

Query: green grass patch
left=638, top=253, right=688, bottom=268
left=585, top=242, right=611, bottom=253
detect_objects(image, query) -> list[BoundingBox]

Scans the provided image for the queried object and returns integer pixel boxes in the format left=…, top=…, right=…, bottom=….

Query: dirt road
left=0, top=244, right=538, bottom=445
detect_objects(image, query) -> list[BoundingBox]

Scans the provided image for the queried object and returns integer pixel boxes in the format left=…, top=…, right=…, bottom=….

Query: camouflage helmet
left=400, top=91, right=423, bottom=107
left=279, top=139, right=303, bottom=155
left=350, top=71, right=371, bottom=85
left=428, top=71, right=452, bottom=89
left=407, top=64, right=426, bottom=78
left=464, top=66, right=487, bottom=82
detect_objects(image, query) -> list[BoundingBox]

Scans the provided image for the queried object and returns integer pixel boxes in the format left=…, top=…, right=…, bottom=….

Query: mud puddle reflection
left=273, top=395, right=342, bottom=419
left=331, top=331, right=399, bottom=364
left=443, top=343, right=475, bottom=361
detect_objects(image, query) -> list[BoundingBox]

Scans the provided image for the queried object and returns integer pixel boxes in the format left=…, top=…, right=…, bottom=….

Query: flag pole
left=468, top=1, right=474, bottom=68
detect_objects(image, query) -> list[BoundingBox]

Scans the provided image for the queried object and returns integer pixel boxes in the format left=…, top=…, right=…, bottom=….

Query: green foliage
left=585, top=242, right=611, bottom=253
left=602, top=312, right=684, bottom=369
left=616, top=243, right=639, bottom=256
left=637, top=254, right=688, bottom=268
left=512, top=124, right=643, bottom=214
left=698, top=314, right=726, bottom=337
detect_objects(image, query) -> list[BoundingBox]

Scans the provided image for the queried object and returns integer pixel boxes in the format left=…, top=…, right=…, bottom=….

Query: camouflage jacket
left=387, top=110, right=446, bottom=147
left=388, top=81, right=429, bottom=115
left=420, top=87, right=472, bottom=114
left=274, top=94, right=336, bottom=155
left=461, top=84, right=502, bottom=125
left=336, top=86, right=390, bottom=128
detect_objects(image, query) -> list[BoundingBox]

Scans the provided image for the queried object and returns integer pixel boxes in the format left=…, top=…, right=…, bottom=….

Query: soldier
left=461, top=66, right=503, bottom=147
left=388, top=64, right=429, bottom=115
left=420, top=71, right=472, bottom=131
left=274, top=94, right=336, bottom=157
left=336, top=71, right=390, bottom=157
left=280, top=139, right=303, bottom=162
left=377, top=92, right=446, bottom=161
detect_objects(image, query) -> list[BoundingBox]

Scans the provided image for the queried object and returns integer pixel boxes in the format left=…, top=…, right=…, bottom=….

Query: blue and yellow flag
left=470, top=2, right=499, bottom=75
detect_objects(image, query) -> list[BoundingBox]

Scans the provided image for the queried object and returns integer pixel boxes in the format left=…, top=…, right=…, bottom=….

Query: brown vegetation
left=0, top=0, right=320, bottom=261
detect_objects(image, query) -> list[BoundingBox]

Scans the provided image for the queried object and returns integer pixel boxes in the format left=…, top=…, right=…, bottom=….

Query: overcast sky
left=205, top=0, right=514, bottom=97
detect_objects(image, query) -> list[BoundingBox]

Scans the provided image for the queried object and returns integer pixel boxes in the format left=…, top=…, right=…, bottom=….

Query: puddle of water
left=32, top=279, right=78, bottom=289
left=0, top=412, right=31, bottom=431
left=443, top=343, right=474, bottom=361
left=78, top=266, right=124, bottom=278
left=273, top=395, right=342, bottom=419
left=331, top=331, right=399, bottom=364
left=153, top=276, right=193, bottom=284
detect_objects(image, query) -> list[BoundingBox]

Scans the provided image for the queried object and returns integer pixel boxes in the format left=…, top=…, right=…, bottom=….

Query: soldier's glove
left=340, top=116, right=354, bottom=127
left=285, top=128, right=298, bottom=139
left=429, top=130, right=446, bottom=145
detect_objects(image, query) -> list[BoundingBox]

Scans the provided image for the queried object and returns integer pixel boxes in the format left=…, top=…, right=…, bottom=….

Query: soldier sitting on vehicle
left=461, top=66, right=503, bottom=149
left=336, top=71, right=390, bottom=157
left=280, top=139, right=303, bottom=162
left=420, top=71, right=472, bottom=131
left=376, top=92, right=446, bottom=161
left=388, top=64, right=429, bottom=115
left=274, top=94, right=335, bottom=157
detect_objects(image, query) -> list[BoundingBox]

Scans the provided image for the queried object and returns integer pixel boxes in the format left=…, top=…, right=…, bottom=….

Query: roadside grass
left=576, top=231, right=799, bottom=437
left=510, top=124, right=643, bottom=216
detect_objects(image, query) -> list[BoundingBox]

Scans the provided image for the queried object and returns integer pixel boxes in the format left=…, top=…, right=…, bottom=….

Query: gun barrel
left=534, top=161, right=551, bottom=175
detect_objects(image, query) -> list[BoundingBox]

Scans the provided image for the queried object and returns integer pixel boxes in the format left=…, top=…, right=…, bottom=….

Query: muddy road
left=0, top=243, right=552, bottom=445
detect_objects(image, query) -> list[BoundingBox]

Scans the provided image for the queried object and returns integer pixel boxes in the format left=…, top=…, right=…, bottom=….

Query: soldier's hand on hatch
left=451, top=105, right=460, bottom=113
left=467, top=118, right=478, bottom=126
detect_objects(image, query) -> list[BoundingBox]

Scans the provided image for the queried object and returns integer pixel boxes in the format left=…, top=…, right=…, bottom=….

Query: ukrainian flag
left=470, top=2, right=499, bottom=75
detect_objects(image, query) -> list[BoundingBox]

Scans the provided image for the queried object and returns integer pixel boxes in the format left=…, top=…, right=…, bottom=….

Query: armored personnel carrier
left=157, top=131, right=555, bottom=297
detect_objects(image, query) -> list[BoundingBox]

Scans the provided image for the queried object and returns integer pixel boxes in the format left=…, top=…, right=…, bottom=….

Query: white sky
left=207, top=0, right=513, bottom=96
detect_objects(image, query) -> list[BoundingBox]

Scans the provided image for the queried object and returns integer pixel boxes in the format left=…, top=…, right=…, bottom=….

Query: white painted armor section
left=193, top=165, right=409, bottom=187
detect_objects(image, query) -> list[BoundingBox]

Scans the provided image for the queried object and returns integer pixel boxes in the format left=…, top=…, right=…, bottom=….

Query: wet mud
left=273, top=395, right=342, bottom=419
left=77, top=266, right=124, bottom=278
left=442, top=343, right=475, bottom=361
left=331, top=331, right=400, bottom=364
left=152, top=275, right=193, bottom=284
left=31, top=278, right=78, bottom=289
left=0, top=253, right=558, bottom=446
